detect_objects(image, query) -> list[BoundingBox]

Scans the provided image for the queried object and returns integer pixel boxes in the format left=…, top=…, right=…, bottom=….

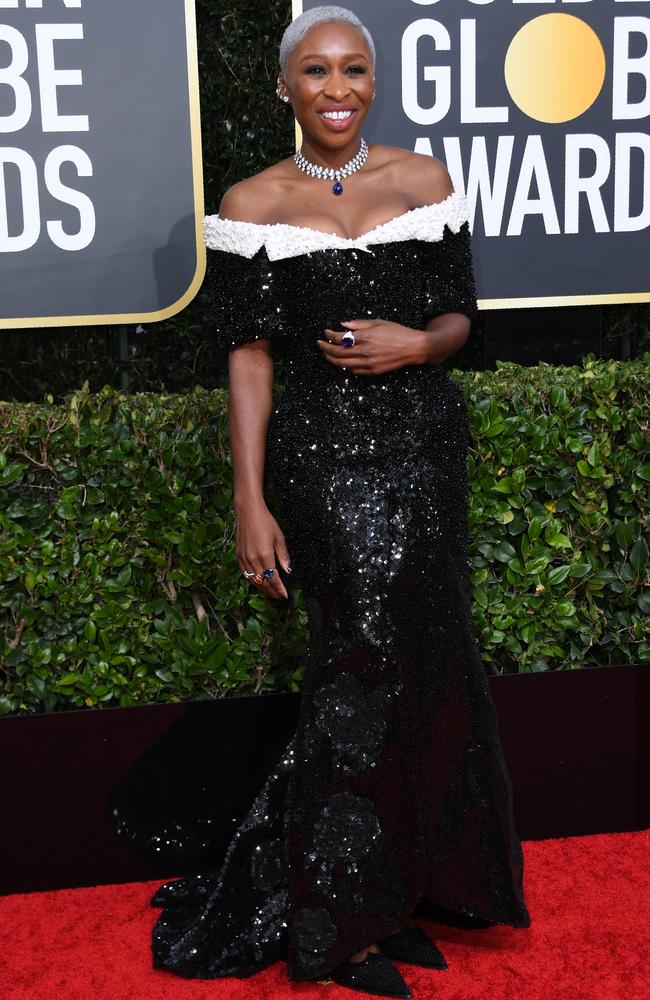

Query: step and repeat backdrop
left=0, top=0, right=204, bottom=329
left=297, top=0, right=650, bottom=309
left=1, top=1, right=647, bottom=324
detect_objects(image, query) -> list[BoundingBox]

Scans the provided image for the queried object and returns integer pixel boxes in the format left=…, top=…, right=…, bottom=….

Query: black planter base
left=1, top=663, right=648, bottom=895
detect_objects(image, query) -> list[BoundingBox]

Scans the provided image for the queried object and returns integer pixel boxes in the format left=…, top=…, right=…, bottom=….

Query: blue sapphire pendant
left=332, top=181, right=343, bottom=196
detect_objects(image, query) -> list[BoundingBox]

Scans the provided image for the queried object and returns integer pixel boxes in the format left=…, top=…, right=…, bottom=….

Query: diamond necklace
left=293, top=137, right=368, bottom=196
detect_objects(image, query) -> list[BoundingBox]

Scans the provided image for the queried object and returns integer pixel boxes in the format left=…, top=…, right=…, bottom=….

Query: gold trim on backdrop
left=284, top=0, right=649, bottom=311
left=292, top=0, right=303, bottom=151
left=480, top=291, right=650, bottom=311
left=0, top=0, right=206, bottom=331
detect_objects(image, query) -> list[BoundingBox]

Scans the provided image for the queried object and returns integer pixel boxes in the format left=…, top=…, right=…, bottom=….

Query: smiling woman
left=150, top=5, right=532, bottom=998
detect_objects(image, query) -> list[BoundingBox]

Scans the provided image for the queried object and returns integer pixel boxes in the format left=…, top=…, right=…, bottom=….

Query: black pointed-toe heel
left=330, top=950, right=412, bottom=998
left=379, top=922, right=448, bottom=970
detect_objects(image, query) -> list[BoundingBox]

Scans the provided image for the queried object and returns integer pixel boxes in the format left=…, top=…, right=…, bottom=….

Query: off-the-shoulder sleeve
left=202, top=215, right=285, bottom=351
left=421, top=221, right=479, bottom=324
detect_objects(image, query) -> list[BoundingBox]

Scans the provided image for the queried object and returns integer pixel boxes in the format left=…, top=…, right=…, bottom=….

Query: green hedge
left=1, top=355, right=648, bottom=716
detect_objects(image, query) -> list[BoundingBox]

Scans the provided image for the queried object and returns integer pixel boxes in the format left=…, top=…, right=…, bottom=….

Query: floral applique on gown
left=149, top=192, right=531, bottom=980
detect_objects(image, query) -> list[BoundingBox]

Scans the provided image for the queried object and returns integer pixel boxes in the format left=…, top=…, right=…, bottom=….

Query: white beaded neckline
left=203, top=191, right=470, bottom=261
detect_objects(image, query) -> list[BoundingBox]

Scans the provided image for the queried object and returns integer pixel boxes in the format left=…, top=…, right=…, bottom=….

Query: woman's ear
left=276, top=75, right=290, bottom=103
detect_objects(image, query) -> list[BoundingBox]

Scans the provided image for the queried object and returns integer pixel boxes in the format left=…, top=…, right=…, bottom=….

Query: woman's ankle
left=349, top=942, right=380, bottom=963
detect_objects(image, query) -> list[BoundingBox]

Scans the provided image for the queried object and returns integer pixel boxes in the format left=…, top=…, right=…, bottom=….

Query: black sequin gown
left=150, top=193, right=531, bottom=981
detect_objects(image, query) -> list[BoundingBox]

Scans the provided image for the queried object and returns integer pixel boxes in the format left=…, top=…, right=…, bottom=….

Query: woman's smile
left=317, top=107, right=358, bottom=130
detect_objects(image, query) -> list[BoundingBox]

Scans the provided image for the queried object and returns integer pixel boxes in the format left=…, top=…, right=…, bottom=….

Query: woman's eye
left=304, top=64, right=367, bottom=75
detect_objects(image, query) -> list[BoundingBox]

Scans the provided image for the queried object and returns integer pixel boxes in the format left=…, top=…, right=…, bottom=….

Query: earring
left=276, top=77, right=289, bottom=103
left=372, top=89, right=376, bottom=99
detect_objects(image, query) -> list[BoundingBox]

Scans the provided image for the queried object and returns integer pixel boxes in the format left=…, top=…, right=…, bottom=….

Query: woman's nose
left=324, top=72, right=350, bottom=100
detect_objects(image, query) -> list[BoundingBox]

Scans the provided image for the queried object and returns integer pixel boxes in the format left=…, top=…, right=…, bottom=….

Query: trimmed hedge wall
left=1, top=355, right=648, bottom=716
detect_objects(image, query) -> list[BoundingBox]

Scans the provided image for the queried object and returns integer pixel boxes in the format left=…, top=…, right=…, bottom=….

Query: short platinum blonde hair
left=279, top=5, right=376, bottom=74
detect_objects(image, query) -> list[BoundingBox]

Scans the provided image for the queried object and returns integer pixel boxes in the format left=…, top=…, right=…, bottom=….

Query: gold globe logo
left=504, top=13, right=606, bottom=124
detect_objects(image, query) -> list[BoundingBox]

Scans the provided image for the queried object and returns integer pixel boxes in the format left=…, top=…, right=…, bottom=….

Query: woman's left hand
left=316, top=319, right=428, bottom=376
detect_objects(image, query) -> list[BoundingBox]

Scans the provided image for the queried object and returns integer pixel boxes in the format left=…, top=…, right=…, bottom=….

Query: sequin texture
left=312, top=672, right=390, bottom=775
left=151, top=198, right=531, bottom=983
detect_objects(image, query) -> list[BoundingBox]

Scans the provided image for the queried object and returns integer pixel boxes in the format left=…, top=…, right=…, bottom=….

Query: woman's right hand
left=235, top=498, right=292, bottom=600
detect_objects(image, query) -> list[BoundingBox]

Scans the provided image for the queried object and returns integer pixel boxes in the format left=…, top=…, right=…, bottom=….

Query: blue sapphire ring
left=262, top=568, right=275, bottom=579
left=341, top=331, right=355, bottom=347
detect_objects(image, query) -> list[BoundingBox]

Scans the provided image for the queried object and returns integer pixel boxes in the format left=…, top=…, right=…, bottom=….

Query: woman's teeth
left=320, top=110, right=354, bottom=120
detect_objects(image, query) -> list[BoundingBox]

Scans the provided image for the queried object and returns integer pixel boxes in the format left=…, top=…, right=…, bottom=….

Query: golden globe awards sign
left=297, top=0, right=650, bottom=309
left=0, top=0, right=204, bottom=329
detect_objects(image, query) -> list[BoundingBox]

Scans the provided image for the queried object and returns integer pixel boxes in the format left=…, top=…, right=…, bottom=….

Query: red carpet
left=1, top=830, right=648, bottom=1000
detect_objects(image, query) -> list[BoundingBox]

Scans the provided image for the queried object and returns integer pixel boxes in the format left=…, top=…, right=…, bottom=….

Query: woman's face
left=282, top=22, right=374, bottom=147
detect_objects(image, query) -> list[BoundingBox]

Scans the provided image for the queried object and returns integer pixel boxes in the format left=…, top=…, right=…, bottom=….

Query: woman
left=151, top=6, right=531, bottom=998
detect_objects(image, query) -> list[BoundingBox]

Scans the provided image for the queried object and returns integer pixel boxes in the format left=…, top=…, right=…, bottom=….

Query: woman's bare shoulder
left=218, top=159, right=295, bottom=224
left=373, top=144, right=454, bottom=205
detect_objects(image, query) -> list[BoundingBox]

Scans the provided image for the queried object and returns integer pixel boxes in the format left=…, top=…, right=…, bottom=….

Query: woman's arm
left=401, top=154, right=475, bottom=365
left=227, top=339, right=291, bottom=602
left=218, top=182, right=291, bottom=600
left=228, top=340, right=273, bottom=512
left=412, top=313, right=472, bottom=366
